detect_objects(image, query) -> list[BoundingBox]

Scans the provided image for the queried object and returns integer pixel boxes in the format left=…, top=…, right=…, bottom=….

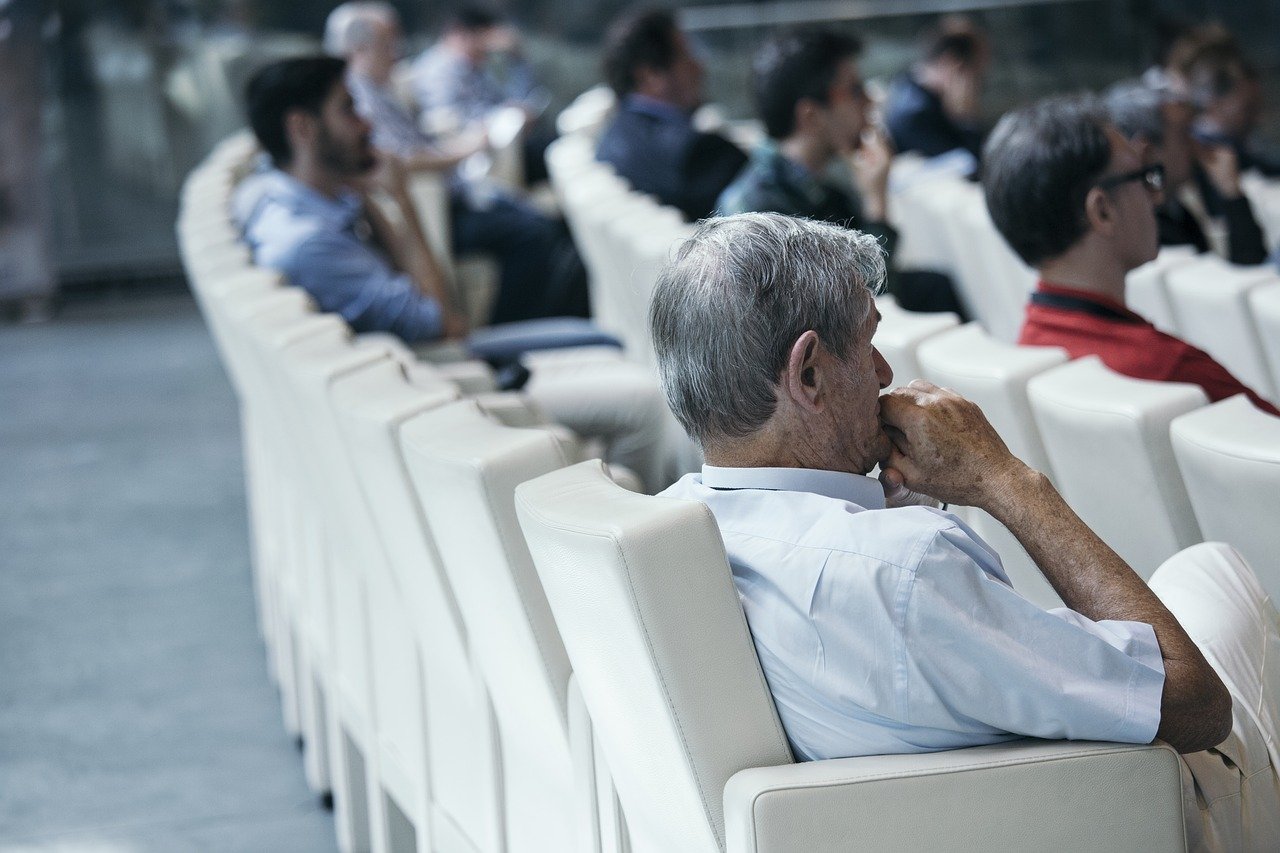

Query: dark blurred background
left=3, top=0, right=1277, bottom=312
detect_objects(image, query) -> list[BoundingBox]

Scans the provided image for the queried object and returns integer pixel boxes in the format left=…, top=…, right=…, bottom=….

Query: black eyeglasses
left=1095, top=163, right=1165, bottom=194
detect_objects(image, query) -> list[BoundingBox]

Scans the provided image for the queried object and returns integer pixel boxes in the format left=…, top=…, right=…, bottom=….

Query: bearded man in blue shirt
left=652, top=212, right=1280, bottom=848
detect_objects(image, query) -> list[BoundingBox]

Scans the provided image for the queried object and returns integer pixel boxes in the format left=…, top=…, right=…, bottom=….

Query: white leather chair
left=871, top=298, right=960, bottom=389
left=401, top=399, right=607, bottom=853
left=1124, top=245, right=1199, bottom=334
left=1248, top=281, right=1280, bottom=395
left=917, top=324, right=1068, bottom=608
left=329, top=359, right=504, bottom=853
left=957, top=199, right=1036, bottom=342
left=273, top=326, right=396, bottom=853
left=515, top=460, right=1186, bottom=853
left=1164, top=256, right=1280, bottom=402
left=1027, top=356, right=1206, bottom=577
left=1171, top=394, right=1280, bottom=600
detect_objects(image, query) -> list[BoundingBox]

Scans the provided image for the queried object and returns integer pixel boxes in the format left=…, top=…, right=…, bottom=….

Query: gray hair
left=1104, top=79, right=1168, bottom=145
left=324, top=1, right=397, bottom=57
left=649, top=213, right=885, bottom=449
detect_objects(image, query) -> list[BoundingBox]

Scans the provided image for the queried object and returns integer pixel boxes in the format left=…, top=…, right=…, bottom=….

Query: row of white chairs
left=178, top=131, right=1200, bottom=852
left=871, top=304, right=1280, bottom=610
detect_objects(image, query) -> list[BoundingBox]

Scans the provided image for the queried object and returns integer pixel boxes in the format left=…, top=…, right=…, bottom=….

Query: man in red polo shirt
left=982, top=95, right=1277, bottom=416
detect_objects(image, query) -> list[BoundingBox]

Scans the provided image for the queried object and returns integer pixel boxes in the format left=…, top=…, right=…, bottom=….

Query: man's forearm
left=982, top=464, right=1231, bottom=753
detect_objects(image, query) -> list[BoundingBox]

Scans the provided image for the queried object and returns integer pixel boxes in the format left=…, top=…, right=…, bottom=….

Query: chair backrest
left=401, top=399, right=582, bottom=850
left=1124, top=245, right=1199, bottom=334
left=1248, top=281, right=1280, bottom=398
left=958, top=200, right=1036, bottom=342
left=1164, top=255, right=1280, bottom=401
left=1027, top=356, right=1206, bottom=577
left=872, top=298, right=960, bottom=388
left=330, top=359, right=504, bottom=852
left=515, top=461, right=793, bottom=853
left=1171, top=394, right=1280, bottom=600
left=916, top=323, right=1066, bottom=476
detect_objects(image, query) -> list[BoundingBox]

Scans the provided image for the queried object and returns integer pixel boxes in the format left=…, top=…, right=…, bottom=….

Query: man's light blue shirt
left=660, top=466, right=1165, bottom=761
left=233, top=169, right=443, bottom=343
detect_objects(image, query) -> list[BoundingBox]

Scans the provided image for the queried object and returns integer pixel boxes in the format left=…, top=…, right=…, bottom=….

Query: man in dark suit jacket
left=594, top=8, right=746, bottom=221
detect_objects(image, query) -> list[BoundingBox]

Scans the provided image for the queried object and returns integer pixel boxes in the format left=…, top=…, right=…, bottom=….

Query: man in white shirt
left=652, top=212, right=1279, bottom=848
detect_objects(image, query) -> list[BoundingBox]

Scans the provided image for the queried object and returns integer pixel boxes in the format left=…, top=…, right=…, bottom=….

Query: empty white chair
left=402, top=399, right=603, bottom=853
left=1171, top=394, right=1280, bottom=600
left=957, top=199, right=1036, bottom=342
left=1027, top=356, right=1206, bottom=577
left=273, top=327, right=396, bottom=853
left=1248, top=282, right=1280, bottom=394
left=872, top=298, right=960, bottom=388
left=515, top=460, right=1185, bottom=852
left=917, top=324, right=1068, bottom=608
left=1165, top=256, right=1279, bottom=401
left=1124, top=245, right=1199, bottom=334
left=330, top=360, right=504, bottom=853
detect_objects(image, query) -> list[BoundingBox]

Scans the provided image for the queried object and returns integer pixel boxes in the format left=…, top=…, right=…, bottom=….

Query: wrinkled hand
left=878, top=380, right=1025, bottom=509
left=852, top=127, right=893, bottom=222
left=878, top=466, right=941, bottom=509
left=1194, top=141, right=1242, bottom=199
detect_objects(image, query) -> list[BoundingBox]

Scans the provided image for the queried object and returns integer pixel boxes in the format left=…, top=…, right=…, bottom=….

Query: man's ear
left=1083, top=185, right=1115, bottom=236
left=793, top=97, right=821, bottom=134
left=781, top=330, right=824, bottom=414
left=284, top=108, right=317, bottom=155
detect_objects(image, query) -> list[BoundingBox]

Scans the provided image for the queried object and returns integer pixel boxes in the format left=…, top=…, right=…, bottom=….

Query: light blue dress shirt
left=660, top=466, right=1166, bottom=761
left=233, top=169, right=443, bottom=343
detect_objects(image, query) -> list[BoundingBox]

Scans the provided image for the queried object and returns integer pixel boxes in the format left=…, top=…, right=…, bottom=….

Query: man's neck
left=779, top=134, right=832, bottom=177
left=1037, top=240, right=1129, bottom=302
left=283, top=159, right=346, bottom=201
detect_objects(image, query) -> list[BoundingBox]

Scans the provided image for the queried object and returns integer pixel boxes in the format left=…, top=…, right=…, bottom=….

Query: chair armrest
left=725, top=739, right=1185, bottom=853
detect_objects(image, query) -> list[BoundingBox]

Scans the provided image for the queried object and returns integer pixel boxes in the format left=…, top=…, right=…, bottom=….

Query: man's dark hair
left=751, top=28, right=862, bottom=140
left=450, top=4, right=502, bottom=32
left=1185, top=43, right=1255, bottom=107
left=924, top=28, right=983, bottom=65
left=982, top=95, right=1114, bottom=267
left=602, top=8, right=680, bottom=98
left=245, top=56, right=347, bottom=167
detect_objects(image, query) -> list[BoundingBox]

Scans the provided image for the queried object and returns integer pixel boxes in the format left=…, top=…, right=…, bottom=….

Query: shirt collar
left=701, top=465, right=887, bottom=510
left=1035, top=281, right=1145, bottom=322
left=257, top=169, right=363, bottom=229
left=624, top=93, right=692, bottom=125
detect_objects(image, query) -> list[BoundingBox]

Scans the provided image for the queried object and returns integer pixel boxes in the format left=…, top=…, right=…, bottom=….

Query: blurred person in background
left=327, top=1, right=587, bottom=323
left=595, top=7, right=747, bottom=221
left=1106, top=78, right=1267, bottom=265
left=983, top=95, right=1277, bottom=415
left=409, top=4, right=555, bottom=184
left=1182, top=37, right=1279, bottom=177
left=717, top=28, right=965, bottom=317
left=237, top=56, right=670, bottom=491
left=882, top=16, right=988, bottom=167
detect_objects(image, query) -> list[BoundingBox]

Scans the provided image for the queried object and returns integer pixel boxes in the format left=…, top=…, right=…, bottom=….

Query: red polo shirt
left=1019, top=281, right=1279, bottom=416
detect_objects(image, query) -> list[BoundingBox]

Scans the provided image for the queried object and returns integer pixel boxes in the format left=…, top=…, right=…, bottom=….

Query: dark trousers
left=450, top=189, right=588, bottom=325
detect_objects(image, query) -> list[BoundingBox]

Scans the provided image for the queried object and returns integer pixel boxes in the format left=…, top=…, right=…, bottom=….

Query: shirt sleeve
left=288, top=232, right=443, bottom=344
left=901, top=521, right=1166, bottom=745
left=1166, top=342, right=1280, bottom=415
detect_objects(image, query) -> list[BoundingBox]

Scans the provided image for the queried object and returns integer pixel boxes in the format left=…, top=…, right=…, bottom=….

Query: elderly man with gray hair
left=654, top=212, right=1280, bottom=848
left=1106, top=78, right=1267, bottom=265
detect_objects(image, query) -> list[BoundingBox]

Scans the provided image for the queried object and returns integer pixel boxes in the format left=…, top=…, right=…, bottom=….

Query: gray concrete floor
left=0, top=292, right=338, bottom=852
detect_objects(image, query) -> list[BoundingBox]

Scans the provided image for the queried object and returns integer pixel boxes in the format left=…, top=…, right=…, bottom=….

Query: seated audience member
left=717, top=28, right=965, bottom=317
left=595, top=8, right=747, bottom=221
left=651, top=212, right=1280, bottom=848
left=236, top=57, right=668, bottom=489
left=409, top=5, right=554, bottom=184
left=326, top=2, right=586, bottom=323
left=882, top=17, right=988, bottom=163
left=1183, top=38, right=1280, bottom=177
left=1105, top=79, right=1267, bottom=265
left=982, top=96, right=1278, bottom=415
